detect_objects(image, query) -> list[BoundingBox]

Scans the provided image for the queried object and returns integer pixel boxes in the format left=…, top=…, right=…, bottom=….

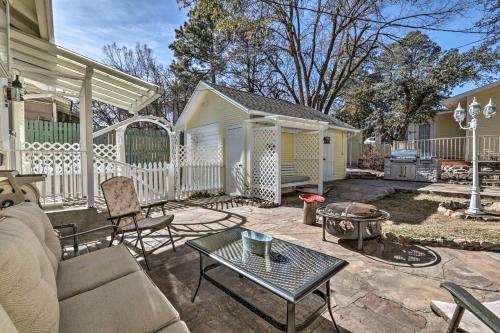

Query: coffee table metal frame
left=187, top=228, right=347, bottom=333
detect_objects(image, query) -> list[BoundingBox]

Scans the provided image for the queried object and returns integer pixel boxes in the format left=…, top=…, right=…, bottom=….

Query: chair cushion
left=0, top=217, right=59, bottom=333
left=0, top=202, right=62, bottom=274
left=155, top=321, right=190, bottom=333
left=57, top=245, right=141, bottom=300
left=0, top=304, right=18, bottom=333
left=282, top=175, right=310, bottom=184
left=121, top=215, right=174, bottom=232
left=59, top=271, right=180, bottom=333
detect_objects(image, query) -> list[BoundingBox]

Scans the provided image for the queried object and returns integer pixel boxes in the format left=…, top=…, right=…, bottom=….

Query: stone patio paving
left=56, top=180, right=500, bottom=332
left=130, top=195, right=500, bottom=333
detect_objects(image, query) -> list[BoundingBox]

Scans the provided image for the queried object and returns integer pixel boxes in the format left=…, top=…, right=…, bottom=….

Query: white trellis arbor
left=247, top=115, right=329, bottom=204
left=93, top=115, right=174, bottom=164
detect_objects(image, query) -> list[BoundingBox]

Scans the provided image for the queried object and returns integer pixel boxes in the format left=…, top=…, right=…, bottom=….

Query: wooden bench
left=281, top=164, right=310, bottom=188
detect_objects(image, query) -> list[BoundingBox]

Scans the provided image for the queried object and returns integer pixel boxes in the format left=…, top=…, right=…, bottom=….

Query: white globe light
left=454, top=103, right=466, bottom=123
left=468, top=97, right=481, bottom=118
left=483, top=98, right=496, bottom=119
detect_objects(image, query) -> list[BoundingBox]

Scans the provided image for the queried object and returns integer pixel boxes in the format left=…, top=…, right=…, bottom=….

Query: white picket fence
left=94, top=159, right=175, bottom=205
left=14, top=140, right=226, bottom=205
left=177, top=161, right=224, bottom=198
left=15, top=144, right=175, bottom=206
left=175, top=142, right=224, bottom=198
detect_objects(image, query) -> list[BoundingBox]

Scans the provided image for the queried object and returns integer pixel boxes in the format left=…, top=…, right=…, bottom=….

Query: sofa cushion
left=0, top=217, right=59, bottom=333
left=57, top=245, right=141, bottom=300
left=155, top=321, right=190, bottom=333
left=0, top=304, right=18, bottom=333
left=156, top=320, right=189, bottom=333
left=59, top=271, right=180, bottom=333
left=0, top=202, right=62, bottom=274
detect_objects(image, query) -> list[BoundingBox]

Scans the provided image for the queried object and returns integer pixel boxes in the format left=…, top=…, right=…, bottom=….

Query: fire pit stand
left=317, top=202, right=390, bottom=251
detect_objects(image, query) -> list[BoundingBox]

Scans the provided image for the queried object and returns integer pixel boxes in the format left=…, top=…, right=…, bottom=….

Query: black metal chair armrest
left=59, top=225, right=124, bottom=245
left=141, top=201, right=168, bottom=209
left=54, top=223, right=79, bottom=255
left=53, top=223, right=78, bottom=233
left=441, top=282, right=500, bottom=332
left=141, top=201, right=169, bottom=217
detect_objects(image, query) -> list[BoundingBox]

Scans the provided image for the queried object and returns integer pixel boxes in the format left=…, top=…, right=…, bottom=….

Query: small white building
left=175, top=81, right=360, bottom=204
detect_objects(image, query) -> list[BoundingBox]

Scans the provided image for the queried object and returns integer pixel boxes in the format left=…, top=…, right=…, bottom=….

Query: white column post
left=79, top=66, right=94, bottom=207
left=174, top=132, right=181, bottom=200
left=318, top=128, right=324, bottom=195
left=275, top=123, right=281, bottom=204
left=246, top=122, right=254, bottom=197
left=0, top=78, right=11, bottom=169
left=467, top=118, right=482, bottom=214
left=115, top=126, right=126, bottom=163
left=12, top=100, right=25, bottom=170
left=115, top=126, right=126, bottom=176
left=52, top=99, right=58, bottom=122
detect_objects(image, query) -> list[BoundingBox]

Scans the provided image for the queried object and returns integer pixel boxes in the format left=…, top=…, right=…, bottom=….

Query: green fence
left=25, top=120, right=170, bottom=164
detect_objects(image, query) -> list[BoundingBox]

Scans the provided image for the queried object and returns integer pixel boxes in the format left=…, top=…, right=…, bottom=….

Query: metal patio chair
left=440, top=282, right=500, bottom=333
left=101, top=176, right=176, bottom=270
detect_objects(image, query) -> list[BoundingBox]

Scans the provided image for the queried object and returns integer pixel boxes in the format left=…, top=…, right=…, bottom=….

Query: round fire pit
left=317, top=202, right=390, bottom=250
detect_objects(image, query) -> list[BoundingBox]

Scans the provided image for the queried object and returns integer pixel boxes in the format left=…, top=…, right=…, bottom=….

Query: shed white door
left=323, top=138, right=334, bottom=181
left=225, top=125, right=244, bottom=195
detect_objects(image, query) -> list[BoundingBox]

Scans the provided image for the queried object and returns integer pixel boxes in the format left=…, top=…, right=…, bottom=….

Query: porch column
left=245, top=121, right=253, bottom=197
left=0, top=78, right=11, bottom=169
left=12, top=100, right=25, bottom=170
left=318, top=129, right=324, bottom=195
left=79, top=66, right=94, bottom=207
left=275, top=124, right=281, bottom=204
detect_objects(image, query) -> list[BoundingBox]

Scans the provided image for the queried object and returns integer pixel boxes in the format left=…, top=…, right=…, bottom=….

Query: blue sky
left=53, top=1, right=490, bottom=95
left=53, top=0, right=187, bottom=65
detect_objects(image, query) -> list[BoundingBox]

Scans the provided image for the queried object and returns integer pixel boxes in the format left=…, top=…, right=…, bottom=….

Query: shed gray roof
left=204, top=82, right=357, bottom=130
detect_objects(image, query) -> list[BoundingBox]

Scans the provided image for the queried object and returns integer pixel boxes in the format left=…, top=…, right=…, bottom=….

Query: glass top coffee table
left=186, top=227, right=348, bottom=333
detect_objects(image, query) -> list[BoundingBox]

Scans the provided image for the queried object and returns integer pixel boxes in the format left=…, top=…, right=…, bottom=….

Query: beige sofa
left=0, top=202, right=189, bottom=333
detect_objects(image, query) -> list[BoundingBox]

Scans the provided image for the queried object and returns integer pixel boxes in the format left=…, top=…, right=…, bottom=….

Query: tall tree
left=91, top=43, right=174, bottom=126
left=169, top=1, right=229, bottom=84
left=337, top=31, right=499, bottom=141
left=175, top=0, right=473, bottom=115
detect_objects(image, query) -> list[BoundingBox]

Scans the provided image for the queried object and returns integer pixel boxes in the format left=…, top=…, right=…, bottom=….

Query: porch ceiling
left=10, top=28, right=160, bottom=113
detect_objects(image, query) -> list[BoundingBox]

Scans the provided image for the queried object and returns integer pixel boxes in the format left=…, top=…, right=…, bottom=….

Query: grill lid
left=391, top=149, right=419, bottom=158
left=323, top=202, right=383, bottom=219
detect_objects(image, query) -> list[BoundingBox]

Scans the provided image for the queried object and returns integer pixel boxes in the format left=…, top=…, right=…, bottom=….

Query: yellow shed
left=175, top=81, right=360, bottom=203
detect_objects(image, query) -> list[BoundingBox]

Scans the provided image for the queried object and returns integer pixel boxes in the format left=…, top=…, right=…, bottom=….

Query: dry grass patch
left=375, top=192, right=500, bottom=244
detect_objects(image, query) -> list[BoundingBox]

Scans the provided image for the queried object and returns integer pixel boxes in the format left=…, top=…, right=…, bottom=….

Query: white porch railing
left=393, top=135, right=500, bottom=161
left=393, top=137, right=466, bottom=160
left=478, top=135, right=500, bottom=161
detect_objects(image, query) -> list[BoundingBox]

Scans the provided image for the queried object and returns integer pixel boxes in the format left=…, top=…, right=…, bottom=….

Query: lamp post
left=453, top=97, right=496, bottom=215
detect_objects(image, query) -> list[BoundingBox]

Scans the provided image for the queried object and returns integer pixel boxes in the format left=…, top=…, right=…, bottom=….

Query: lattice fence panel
left=18, top=142, right=117, bottom=204
left=251, top=126, right=278, bottom=203
left=295, top=132, right=320, bottom=183
left=175, top=142, right=224, bottom=197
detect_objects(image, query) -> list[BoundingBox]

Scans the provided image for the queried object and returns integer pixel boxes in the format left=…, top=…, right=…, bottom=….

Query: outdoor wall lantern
left=454, top=97, right=497, bottom=215
left=6, top=74, right=24, bottom=102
